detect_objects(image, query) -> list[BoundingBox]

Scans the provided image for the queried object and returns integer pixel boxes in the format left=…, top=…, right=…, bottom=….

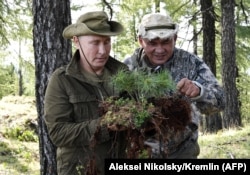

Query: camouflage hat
left=138, top=13, right=178, bottom=40
left=63, top=11, right=124, bottom=39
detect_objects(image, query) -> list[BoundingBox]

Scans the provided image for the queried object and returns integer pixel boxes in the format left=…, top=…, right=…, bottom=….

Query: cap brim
left=143, top=29, right=176, bottom=39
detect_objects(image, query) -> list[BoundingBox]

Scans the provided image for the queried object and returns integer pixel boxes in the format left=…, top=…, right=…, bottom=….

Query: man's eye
left=148, top=41, right=156, bottom=45
left=104, top=40, right=111, bottom=45
left=163, top=41, right=170, bottom=44
left=90, top=41, right=99, bottom=45
left=163, top=38, right=172, bottom=44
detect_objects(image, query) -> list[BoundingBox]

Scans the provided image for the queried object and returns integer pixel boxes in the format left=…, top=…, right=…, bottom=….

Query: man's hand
left=176, top=78, right=200, bottom=98
left=107, top=124, right=127, bottom=131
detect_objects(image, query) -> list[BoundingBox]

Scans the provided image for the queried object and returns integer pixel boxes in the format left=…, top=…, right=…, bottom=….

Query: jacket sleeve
left=44, top=70, right=111, bottom=147
left=190, top=61, right=225, bottom=115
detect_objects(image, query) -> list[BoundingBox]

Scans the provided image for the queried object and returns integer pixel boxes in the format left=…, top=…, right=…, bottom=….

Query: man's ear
left=72, top=36, right=79, bottom=48
left=174, top=34, right=177, bottom=41
left=138, top=36, right=144, bottom=46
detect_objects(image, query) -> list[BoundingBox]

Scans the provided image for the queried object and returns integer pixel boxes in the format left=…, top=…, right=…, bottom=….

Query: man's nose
left=155, top=44, right=165, bottom=52
left=98, top=44, right=107, bottom=54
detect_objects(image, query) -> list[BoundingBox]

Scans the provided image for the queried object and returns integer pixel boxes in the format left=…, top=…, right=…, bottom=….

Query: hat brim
left=63, top=21, right=124, bottom=39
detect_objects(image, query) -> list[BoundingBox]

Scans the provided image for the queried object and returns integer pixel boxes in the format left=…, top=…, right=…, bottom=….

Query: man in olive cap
left=44, top=11, right=128, bottom=175
left=124, top=12, right=225, bottom=158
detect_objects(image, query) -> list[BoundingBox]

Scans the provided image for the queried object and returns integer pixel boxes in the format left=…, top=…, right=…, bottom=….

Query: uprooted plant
left=100, top=69, right=176, bottom=129
left=92, top=68, right=192, bottom=160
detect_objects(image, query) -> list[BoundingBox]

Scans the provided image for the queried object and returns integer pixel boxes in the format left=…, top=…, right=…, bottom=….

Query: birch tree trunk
left=32, top=0, right=72, bottom=174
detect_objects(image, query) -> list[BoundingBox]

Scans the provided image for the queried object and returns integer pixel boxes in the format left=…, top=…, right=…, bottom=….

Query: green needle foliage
left=111, top=69, right=176, bottom=102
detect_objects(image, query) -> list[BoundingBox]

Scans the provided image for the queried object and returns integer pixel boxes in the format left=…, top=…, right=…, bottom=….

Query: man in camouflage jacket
left=124, top=12, right=225, bottom=158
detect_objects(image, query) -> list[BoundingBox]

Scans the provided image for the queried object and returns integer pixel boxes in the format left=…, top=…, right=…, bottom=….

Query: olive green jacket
left=44, top=50, right=128, bottom=175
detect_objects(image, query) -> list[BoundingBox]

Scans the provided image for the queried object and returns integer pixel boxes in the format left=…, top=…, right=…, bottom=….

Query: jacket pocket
left=69, top=94, right=99, bottom=122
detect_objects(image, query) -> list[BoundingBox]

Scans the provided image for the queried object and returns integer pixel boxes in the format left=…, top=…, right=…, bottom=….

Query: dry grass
left=198, top=124, right=250, bottom=159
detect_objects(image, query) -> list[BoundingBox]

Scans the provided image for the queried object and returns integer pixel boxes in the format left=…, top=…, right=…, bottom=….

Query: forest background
left=0, top=0, right=249, bottom=174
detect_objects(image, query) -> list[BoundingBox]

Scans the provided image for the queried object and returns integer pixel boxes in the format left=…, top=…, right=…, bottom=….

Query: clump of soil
left=97, top=94, right=192, bottom=158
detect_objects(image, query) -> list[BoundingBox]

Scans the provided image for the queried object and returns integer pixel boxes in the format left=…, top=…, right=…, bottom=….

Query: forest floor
left=0, top=95, right=39, bottom=175
left=0, top=95, right=249, bottom=174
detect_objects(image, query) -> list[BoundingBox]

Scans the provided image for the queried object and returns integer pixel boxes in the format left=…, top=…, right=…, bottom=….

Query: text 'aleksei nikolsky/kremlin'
left=108, top=162, right=220, bottom=172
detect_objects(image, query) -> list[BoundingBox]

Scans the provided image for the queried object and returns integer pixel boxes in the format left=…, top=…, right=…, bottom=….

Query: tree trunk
left=18, top=39, right=23, bottom=96
left=193, top=0, right=198, bottom=55
left=221, top=0, right=241, bottom=128
left=155, top=0, right=160, bottom=12
left=32, top=0, right=72, bottom=174
left=201, top=0, right=216, bottom=73
left=201, top=0, right=222, bottom=132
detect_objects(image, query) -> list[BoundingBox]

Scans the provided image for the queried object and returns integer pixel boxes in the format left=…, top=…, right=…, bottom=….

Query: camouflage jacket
left=124, top=47, right=225, bottom=157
